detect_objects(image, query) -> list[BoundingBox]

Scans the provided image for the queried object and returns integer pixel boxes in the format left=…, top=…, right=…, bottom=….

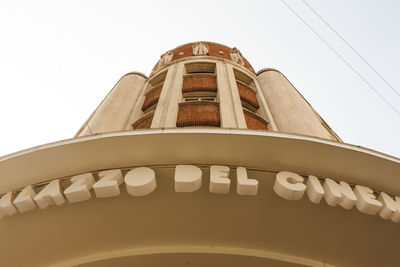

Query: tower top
left=151, top=41, right=255, bottom=75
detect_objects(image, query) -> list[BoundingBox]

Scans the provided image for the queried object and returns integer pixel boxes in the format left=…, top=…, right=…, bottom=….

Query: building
left=0, top=41, right=399, bottom=266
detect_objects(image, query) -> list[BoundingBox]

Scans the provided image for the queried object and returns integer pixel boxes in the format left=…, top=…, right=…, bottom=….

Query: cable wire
left=303, top=0, right=400, bottom=98
left=281, top=0, right=400, bottom=118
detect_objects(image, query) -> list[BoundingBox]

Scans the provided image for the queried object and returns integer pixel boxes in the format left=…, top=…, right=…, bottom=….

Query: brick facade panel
left=177, top=102, right=220, bottom=127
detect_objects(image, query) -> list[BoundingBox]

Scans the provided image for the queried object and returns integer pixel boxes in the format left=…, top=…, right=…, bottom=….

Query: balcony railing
left=177, top=101, right=220, bottom=127
left=142, top=85, right=162, bottom=112
left=182, top=74, right=217, bottom=94
left=132, top=111, right=155, bottom=130
left=237, top=82, right=259, bottom=111
left=243, top=109, right=268, bottom=130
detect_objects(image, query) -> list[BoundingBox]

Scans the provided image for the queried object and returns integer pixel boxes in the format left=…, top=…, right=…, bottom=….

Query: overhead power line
left=303, top=0, right=400, bottom=99
left=280, top=0, right=400, bottom=118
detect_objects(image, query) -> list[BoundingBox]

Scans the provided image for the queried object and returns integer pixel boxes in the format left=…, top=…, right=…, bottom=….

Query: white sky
left=0, top=0, right=399, bottom=158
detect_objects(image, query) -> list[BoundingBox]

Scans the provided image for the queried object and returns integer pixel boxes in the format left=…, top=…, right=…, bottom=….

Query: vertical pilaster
left=216, top=61, right=237, bottom=128
left=162, top=62, right=185, bottom=128
left=253, top=80, right=278, bottom=131
left=124, top=80, right=149, bottom=130
left=151, top=65, right=177, bottom=128
left=226, top=64, right=247, bottom=129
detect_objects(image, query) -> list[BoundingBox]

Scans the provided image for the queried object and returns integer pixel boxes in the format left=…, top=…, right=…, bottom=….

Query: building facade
left=75, top=41, right=340, bottom=141
left=0, top=42, right=399, bottom=267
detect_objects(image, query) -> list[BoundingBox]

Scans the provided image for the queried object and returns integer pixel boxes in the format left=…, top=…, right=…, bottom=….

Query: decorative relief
left=229, top=47, right=245, bottom=66
left=157, top=50, right=173, bottom=70
left=151, top=42, right=256, bottom=75
left=192, top=42, right=209, bottom=56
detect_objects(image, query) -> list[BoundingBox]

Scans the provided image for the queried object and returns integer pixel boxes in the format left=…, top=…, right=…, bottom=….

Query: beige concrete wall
left=226, top=64, right=247, bottom=128
left=162, top=63, right=185, bottom=128
left=216, top=61, right=242, bottom=128
left=76, top=72, right=146, bottom=136
left=257, top=69, right=333, bottom=140
left=151, top=64, right=179, bottom=128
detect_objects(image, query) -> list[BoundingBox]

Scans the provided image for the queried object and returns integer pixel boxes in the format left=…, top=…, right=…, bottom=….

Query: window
left=141, top=70, right=167, bottom=114
left=142, top=85, right=162, bottom=113
left=233, top=69, right=260, bottom=112
left=148, top=70, right=167, bottom=88
left=184, top=96, right=216, bottom=102
left=176, top=62, right=220, bottom=128
left=233, top=68, right=253, bottom=85
left=182, top=62, right=218, bottom=102
left=132, top=111, right=155, bottom=130
left=185, top=62, right=216, bottom=74
left=233, top=68, right=269, bottom=130
left=133, top=70, right=168, bottom=129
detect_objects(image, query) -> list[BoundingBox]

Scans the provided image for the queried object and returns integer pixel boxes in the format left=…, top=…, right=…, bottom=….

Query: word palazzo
left=0, top=165, right=257, bottom=218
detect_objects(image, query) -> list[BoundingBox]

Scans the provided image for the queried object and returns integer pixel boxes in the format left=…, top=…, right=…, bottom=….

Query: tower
left=0, top=42, right=399, bottom=267
left=75, top=41, right=340, bottom=141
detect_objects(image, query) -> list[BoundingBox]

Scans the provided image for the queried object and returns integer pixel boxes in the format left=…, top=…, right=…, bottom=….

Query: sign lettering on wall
left=0, top=166, right=398, bottom=223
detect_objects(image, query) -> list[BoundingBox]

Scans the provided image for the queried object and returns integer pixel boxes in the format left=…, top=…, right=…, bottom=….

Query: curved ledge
left=121, top=71, right=148, bottom=79
left=256, top=68, right=282, bottom=76
left=0, top=128, right=399, bottom=195
left=52, top=245, right=330, bottom=267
